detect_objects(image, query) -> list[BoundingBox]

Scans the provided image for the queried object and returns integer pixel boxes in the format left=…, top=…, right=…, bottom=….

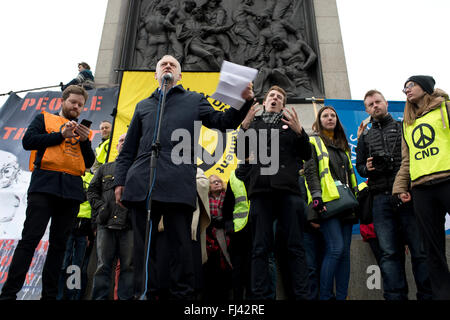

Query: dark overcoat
left=114, top=85, right=251, bottom=208
left=239, top=116, right=312, bottom=198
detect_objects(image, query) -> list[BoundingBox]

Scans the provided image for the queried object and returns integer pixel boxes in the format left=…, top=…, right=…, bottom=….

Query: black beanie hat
left=404, top=75, right=435, bottom=94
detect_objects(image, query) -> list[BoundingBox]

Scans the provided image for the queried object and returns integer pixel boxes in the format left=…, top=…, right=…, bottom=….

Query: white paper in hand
left=211, top=61, right=258, bottom=110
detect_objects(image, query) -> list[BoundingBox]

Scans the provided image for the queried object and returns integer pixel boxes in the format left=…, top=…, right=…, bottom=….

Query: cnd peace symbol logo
left=412, top=124, right=435, bottom=149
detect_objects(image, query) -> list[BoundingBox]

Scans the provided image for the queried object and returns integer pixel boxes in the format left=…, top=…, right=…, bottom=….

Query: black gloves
left=312, top=197, right=326, bottom=213
left=390, top=195, right=404, bottom=212
left=210, top=215, right=225, bottom=228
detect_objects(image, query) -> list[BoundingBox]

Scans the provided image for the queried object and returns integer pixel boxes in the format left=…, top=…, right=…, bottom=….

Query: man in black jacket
left=113, top=55, right=255, bottom=300
left=0, top=85, right=96, bottom=300
left=356, top=89, right=431, bottom=300
left=87, top=133, right=133, bottom=300
left=238, top=85, right=312, bottom=300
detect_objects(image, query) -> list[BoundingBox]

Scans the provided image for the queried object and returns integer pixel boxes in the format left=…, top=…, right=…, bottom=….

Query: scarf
left=261, top=111, right=283, bottom=125
left=323, top=130, right=334, bottom=141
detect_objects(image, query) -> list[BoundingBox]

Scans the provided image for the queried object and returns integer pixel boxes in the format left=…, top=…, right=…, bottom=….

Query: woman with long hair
left=304, top=106, right=358, bottom=300
left=393, top=75, right=450, bottom=299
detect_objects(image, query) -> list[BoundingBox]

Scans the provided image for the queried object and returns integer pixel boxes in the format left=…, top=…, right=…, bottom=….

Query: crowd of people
left=0, top=55, right=449, bottom=301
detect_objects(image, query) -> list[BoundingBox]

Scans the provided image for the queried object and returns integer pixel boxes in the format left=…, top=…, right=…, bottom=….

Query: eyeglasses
left=402, top=82, right=415, bottom=94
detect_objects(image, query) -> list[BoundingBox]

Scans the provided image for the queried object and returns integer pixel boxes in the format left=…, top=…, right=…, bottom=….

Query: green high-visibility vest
left=403, top=101, right=450, bottom=182
left=78, top=171, right=94, bottom=219
left=229, top=170, right=250, bottom=232
left=95, top=138, right=110, bottom=164
left=305, top=136, right=357, bottom=204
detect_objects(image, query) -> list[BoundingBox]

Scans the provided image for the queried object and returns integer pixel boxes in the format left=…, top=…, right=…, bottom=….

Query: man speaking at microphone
left=114, top=55, right=255, bottom=300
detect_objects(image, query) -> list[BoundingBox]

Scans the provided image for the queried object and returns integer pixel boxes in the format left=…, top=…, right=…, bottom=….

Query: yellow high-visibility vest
left=305, top=136, right=357, bottom=204
left=77, top=171, right=94, bottom=218
left=403, top=101, right=450, bottom=181
left=229, top=170, right=250, bottom=232
left=95, top=138, right=110, bottom=164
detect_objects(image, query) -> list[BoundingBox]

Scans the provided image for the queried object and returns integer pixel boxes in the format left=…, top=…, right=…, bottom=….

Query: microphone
left=162, top=72, right=173, bottom=84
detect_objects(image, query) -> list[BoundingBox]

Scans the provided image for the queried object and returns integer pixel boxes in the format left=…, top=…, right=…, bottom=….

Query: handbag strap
left=334, top=149, right=350, bottom=186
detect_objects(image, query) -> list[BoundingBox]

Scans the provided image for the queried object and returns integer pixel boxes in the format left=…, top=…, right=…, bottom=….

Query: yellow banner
left=109, top=71, right=239, bottom=183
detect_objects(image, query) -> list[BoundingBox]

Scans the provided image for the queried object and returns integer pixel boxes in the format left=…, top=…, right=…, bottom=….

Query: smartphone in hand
left=80, top=119, right=92, bottom=128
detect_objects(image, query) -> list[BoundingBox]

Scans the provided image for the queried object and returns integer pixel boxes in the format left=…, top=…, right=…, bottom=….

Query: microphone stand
left=140, top=76, right=171, bottom=299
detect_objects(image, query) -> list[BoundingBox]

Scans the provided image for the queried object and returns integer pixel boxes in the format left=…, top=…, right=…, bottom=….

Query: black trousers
left=249, top=192, right=309, bottom=300
left=130, top=200, right=195, bottom=300
left=411, top=179, right=450, bottom=300
left=202, top=250, right=232, bottom=301
left=229, top=226, right=252, bottom=300
left=0, top=193, right=79, bottom=299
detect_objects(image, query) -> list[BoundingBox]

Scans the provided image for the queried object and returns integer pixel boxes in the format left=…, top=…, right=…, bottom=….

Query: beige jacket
left=191, top=168, right=211, bottom=264
left=393, top=89, right=450, bottom=194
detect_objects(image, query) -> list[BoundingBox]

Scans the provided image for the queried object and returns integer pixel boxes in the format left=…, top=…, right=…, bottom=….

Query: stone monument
left=95, top=0, right=352, bottom=102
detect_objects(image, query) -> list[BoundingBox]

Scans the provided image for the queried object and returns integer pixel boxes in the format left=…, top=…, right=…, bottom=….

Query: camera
left=371, top=152, right=394, bottom=171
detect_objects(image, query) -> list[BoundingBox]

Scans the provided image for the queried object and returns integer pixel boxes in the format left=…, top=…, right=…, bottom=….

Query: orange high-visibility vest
left=29, top=111, right=86, bottom=176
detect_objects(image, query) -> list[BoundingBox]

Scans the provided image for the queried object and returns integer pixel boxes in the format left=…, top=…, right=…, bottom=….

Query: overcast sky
left=336, top=0, right=450, bottom=101
left=0, top=0, right=449, bottom=107
left=0, top=1, right=108, bottom=107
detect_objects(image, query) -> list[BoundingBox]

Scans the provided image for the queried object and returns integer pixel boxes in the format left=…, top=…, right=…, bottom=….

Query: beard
left=60, top=106, right=79, bottom=120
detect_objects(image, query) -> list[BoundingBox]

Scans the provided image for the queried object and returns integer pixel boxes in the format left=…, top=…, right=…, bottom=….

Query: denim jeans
left=268, top=251, right=277, bottom=299
left=372, top=193, right=432, bottom=300
left=91, top=226, right=134, bottom=300
left=319, top=217, right=352, bottom=300
left=57, top=233, right=88, bottom=300
left=303, top=230, right=325, bottom=300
